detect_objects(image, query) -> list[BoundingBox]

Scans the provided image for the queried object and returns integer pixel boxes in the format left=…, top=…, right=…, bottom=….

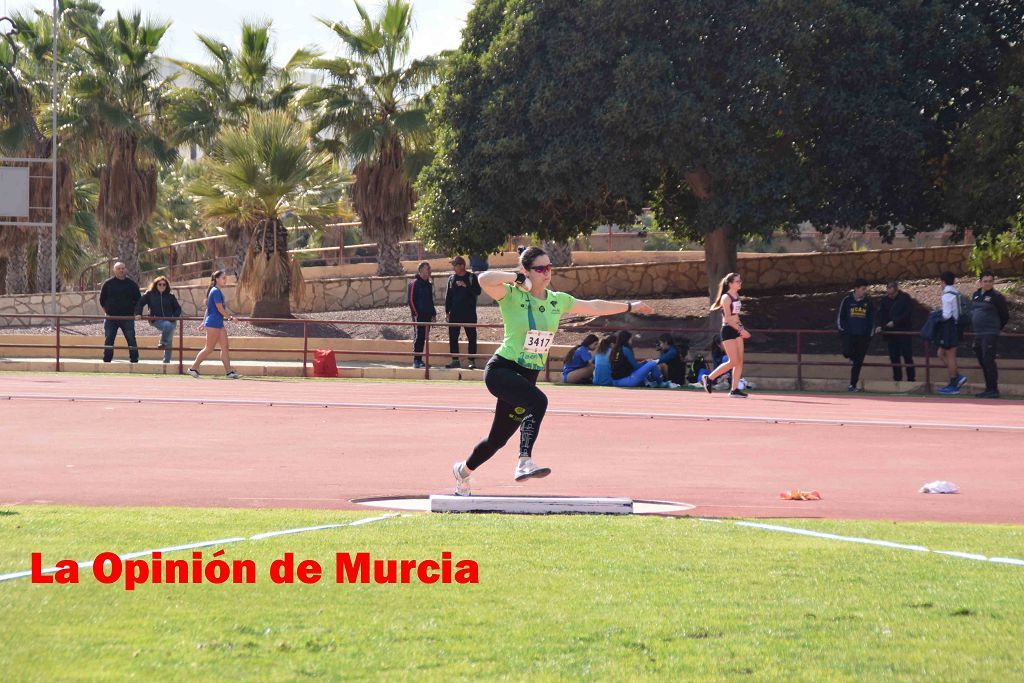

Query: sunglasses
left=157, top=282, right=167, bottom=287
left=531, top=265, right=553, bottom=274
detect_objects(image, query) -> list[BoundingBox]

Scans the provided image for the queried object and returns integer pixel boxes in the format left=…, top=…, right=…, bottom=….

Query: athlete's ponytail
left=207, top=270, right=225, bottom=297
left=709, top=273, right=740, bottom=311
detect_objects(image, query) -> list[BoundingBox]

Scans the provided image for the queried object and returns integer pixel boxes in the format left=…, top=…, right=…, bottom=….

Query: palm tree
left=169, top=20, right=320, bottom=277
left=302, top=0, right=442, bottom=276
left=0, top=4, right=84, bottom=293
left=190, top=110, right=345, bottom=317
left=64, top=10, right=177, bottom=283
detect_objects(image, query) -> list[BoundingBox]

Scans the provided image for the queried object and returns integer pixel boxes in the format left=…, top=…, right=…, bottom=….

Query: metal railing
left=1, top=314, right=1021, bottom=391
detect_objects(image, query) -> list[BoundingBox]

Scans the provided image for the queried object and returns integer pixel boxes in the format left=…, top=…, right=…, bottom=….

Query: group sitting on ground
left=562, top=331, right=687, bottom=389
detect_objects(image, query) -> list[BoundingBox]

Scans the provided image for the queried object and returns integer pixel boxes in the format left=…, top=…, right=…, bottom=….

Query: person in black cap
left=444, top=255, right=482, bottom=369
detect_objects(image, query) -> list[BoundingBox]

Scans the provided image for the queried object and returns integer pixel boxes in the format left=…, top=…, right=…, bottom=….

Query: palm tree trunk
left=0, top=257, right=7, bottom=295
left=242, top=218, right=295, bottom=318
left=234, top=228, right=252, bottom=279
left=544, top=240, right=573, bottom=267
left=5, top=242, right=31, bottom=295
left=377, top=231, right=404, bottom=276
left=36, top=229, right=58, bottom=293
left=115, top=231, right=142, bottom=284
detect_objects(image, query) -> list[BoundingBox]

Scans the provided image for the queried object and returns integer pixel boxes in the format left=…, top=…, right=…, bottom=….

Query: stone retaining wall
left=2, top=245, right=1018, bottom=320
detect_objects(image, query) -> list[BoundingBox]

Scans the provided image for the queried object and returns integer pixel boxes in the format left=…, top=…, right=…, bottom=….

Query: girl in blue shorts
left=187, top=270, right=241, bottom=379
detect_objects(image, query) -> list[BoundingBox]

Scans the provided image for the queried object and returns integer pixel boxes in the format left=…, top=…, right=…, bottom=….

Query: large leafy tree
left=302, top=0, right=441, bottom=276
left=169, top=20, right=320, bottom=277
left=190, top=110, right=344, bottom=317
left=418, top=0, right=1024, bottom=298
left=64, top=10, right=177, bottom=283
left=944, top=42, right=1024, bottom=268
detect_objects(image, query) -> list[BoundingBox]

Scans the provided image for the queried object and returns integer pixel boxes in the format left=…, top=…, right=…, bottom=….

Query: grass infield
left=1, top=506, right=1023, bottom=680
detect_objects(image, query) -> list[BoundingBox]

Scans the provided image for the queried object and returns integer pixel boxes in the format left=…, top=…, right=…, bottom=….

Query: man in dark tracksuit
left=444, top=255, right=482, bottom=369
left=875, top=281, right=915, bottom=382
left=837, top=278, right=875, bottom=392
left=970, top=270, right=1010, bottom=398
left=98, top=261, right=141, bottom=363
left=408, top=261, right=436, bottom=369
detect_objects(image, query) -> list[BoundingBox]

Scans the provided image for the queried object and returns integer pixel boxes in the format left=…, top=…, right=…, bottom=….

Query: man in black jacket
left=98, top=262, right=141, bottom=362
left=874, top=281, right=915, bottom=382
left=444, top=256, right=482, bottom=369
left=970, top=271, right=1010, bottom=398
left=836, top=278, right=875, bottom=392
left=408, top=261, right=436, bottom=369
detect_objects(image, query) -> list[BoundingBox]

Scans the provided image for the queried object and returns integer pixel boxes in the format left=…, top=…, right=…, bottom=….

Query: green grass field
left=2, top=506, right=1023, bottom=680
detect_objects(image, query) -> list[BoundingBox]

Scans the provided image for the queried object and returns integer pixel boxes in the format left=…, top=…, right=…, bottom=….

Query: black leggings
left=466, top=355, right=548, bottom=470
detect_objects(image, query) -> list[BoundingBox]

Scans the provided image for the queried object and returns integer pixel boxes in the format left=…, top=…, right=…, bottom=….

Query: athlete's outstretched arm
left=570, top=299, right=654, bottom=316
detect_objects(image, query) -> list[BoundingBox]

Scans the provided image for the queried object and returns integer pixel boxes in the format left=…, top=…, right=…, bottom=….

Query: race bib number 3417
left=523, top=329, right=554, bottom=353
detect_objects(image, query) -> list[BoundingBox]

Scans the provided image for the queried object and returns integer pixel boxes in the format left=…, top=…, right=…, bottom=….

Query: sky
left=5, top=0, right=475, bottom=62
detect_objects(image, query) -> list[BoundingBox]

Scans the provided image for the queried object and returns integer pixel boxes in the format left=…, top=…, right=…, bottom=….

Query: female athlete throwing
left=452, top=246, right=654, bottom=495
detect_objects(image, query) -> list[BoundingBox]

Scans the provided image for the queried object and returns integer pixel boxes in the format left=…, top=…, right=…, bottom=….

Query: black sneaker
left=445, top=360, right=461, bottom=369
left=467, top=360, right=477, bottom=370
left=976, top=390, right=1000, bottom=399
left=701, top=375, right=713, bottom=394
left=729, top=389, right=748, bottom=398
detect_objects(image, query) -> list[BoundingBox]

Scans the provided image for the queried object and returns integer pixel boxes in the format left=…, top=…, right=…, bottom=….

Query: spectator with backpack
left=936, top=271, right=969, bottom=394
left=970, top=270, right=1010, bottom=399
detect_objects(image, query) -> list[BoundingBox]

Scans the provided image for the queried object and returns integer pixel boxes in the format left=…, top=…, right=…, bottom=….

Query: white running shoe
left=660, top=381, right=681, bottom=389
left=225, top=371, right=241, bottom=379
left=187, top=368, right=200, bottom=379
left=514, top=458, right=552, bottom=482
left=452, top=461, right=471, bottom=496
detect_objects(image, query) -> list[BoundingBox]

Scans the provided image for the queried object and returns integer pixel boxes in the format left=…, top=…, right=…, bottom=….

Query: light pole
left=50, top=0, right=57, bottom=315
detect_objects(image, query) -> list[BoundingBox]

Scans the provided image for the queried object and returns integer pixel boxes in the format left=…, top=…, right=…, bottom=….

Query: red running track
left=1, top=374, right=1021, bottom=523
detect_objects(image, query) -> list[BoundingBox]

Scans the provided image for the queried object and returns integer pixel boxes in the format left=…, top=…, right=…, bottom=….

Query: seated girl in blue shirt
left=561, top=333, right=599, bottom=384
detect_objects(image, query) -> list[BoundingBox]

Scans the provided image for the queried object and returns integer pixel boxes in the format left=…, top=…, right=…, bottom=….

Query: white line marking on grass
left=729, top=520, right=1024, bottom=567
left=4, top=393, right=1021, bottom=432
left=0, top=513, right=399, bottom=584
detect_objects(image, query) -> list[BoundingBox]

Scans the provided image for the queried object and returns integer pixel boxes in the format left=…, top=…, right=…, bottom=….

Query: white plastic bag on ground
left=919, top=481, right=960, bottom=494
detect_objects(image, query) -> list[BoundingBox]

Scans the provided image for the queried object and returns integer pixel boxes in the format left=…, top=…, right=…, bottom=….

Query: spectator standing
left=408, top=261, right=436, bottom=369
left=936, top=271, right=967, bottom=394
left=444, top=256, right=482, bottom=369
left=99, top=261, right=141, bottom=363
left=836, top=278, right=875, bottom=392
left=970, top=270, right=1010, bottom=398
left=135, top=276, right=182, bottom=363
left=875, top=281, right=915, bottom=383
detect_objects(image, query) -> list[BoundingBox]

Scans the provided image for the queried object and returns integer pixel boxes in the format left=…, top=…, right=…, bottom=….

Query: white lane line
left=0, top=513, right=399, bottom=584
left=729, top=520, right=1024, bottom=567
left=3, top=393, right=1020, bottom=432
